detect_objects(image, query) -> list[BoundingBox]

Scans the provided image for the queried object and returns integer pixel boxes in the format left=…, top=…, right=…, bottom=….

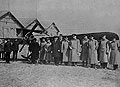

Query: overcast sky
left=0, top=0, right=120, bottom=36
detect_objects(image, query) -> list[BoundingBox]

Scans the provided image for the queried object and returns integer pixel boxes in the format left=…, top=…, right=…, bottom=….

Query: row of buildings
left=0, top=10, right=60, bottom=39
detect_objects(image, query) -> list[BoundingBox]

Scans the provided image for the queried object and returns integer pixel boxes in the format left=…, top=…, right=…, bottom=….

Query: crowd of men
left=0, top=34, right=120, bottom=70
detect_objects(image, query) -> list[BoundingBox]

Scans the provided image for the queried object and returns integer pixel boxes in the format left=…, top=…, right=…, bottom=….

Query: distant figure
left=88, top=36, right=98, bottom=68
left=12, top=39, right=19, bottom=61
left=29, top=38, right=40, bottom=64
left=59, top=34, right=63, bottom=64
left=109, top=38, right=120, bottom=70
left=61, top=37, right=69, bottom=65
left=4, top=39, right=12, bottom=63
left=69, top=34, right=81, bottom=66
left=39, top=38, right=47, bottom=64
left=52, top=36, right=61, bottom=66
left=81, top=36, right=89, bottom=67
left=44, top=38, right=52, bottom=64
left=99, top=35, right=110, bottom=69
left=0, top=39, right=4, bottom=59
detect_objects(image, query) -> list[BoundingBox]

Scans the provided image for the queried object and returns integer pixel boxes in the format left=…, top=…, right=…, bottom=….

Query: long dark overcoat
left=52, top=40, right=61, bottom=58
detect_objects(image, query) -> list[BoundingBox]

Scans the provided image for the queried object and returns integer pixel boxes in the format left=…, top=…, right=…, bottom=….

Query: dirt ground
left=0, top=61, right=120, bottom=87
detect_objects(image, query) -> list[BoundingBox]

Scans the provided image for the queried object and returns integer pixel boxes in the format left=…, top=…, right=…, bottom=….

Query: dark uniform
left=59, top=34, right=63, bottom=64
left=52, top=37, right=61, bottom=65
left=12, top=40, right=19, bottom=61
left=0, top=40, right=4, bottom=59
left=4, top=40, right=12, bottom=63
left=29, top=39, right=40, bottom=64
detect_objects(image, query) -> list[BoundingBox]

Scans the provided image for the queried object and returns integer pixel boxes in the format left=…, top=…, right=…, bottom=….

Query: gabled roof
left=21, top=18, right=49, bottom=36
left=46, top=22, right=60, bottom=32
left=0, top=11, right=24, bottom=28
left=40, top=20, right=52, bottom=28
left=25, top=19, right=45, bottom=31
left=0, top=10, right=8, bottom=17
left=18, top=18, right=36, bottom=28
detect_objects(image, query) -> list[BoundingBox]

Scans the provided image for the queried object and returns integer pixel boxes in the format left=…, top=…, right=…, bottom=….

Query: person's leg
left=75, top=62, right=77, bottom=66
left=13, top=51, right=15, bottom=61
left=5, top=52, right=8, bottom=63
left=104, top=62, right=107, bottom=69
left=101, top=63, right=104, bottom=68
left=86, top=58, right=88, bottom=66
left=82, top=61, right=85, bottom=67
left=113, top=64, right=118, bottom=70
left=1, top=52, right=4, bottom=59
left=91, top=64, right=94, bottom=68
left=61, top=53, right=63, bottom=64
left=6, top=52, right=10, bottom=63
left=15, top=51, right=18, bottom=61
left=56, top=57, right=59, bottom=65
left=0, top=52, right=1, bottom=58
left=54, top=57, right=57, bottom=65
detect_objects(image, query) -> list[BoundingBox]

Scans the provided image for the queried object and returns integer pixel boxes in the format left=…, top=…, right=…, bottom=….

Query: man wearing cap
left=59, top=34, right=63, bottom=64
left=69, top=34, right=81, bottom=66
left=61, top=37, right=69, bottom=65
left=4, top=39, right=12, bottom=63
left=99, top=35, right=110, bottom=69
left=109, top=38, right=120, bottom=70
left=81, top=36, right=89, bottom=67
left=12, top=39, right=19, bottom=61
left=29, top=38, right=40, bottom=64
left=88, top=36, right=98, bottom=68
left=52, top=36, right=61, bottom=66
left=0, top=39, right=4, bottom=59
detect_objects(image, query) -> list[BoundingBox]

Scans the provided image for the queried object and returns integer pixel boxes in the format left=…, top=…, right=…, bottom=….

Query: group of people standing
left=0, top=39, right=19, bottom=63
left=27, top=34, right=120, bottom=70
left=27, top=34, right=81, bottom=66
left=0, top=34, right=120, bottom=70
left=81, top=35, right=120, bottom=70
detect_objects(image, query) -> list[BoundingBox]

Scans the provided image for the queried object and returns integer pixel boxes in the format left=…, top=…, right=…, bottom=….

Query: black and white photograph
left=0, top=0, right=120, bottom=87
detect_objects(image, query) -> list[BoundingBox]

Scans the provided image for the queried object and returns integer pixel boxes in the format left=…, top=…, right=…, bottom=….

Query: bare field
left=0, top=62, right=120, bottom=87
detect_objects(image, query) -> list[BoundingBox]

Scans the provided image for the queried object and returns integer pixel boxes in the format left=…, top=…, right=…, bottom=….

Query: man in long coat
left=69, top=34, right=81, bottom=66
left=109, top=38, right=120, bottom=70
left=99, top=35, right=110, bottom=69
left=81, top=36, right=89, bottom=67
left=52, top=36, right=61, bottom=65
left=29, top=38, right=40, bottom=64
left=88, top=36, right=98, bottom=68
left=59, top=34, right=63, bottom=64
left=12, top=39, right=19, bottom=61
left=61, top=37, right=69, bottom=65
left=44, top=38, right=52, bottom=64
left=39, top=38, right=47, bottom=64
left=0, top=39, right=4, bottom=59
left=4, top=39, right=12, bottom=63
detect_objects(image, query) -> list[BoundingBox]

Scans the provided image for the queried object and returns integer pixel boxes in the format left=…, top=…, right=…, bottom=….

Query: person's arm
left=61, top=42, right=64, bottom=53
left=95, top=40, right=99, bottom=50
left=77, top=39, right=81, bottom=53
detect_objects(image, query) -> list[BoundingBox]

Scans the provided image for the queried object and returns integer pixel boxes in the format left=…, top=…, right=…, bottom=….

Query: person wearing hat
left=44, top=38, right=52, bottom=64
left=99, top=35, right=110, bottom=69
left=88, top=36, right=98, bottom=68
left=0, top=39, right=4, bottom=59
left=61, top=37, right=70, bottom=65
left=39, top=37, right=47, bottom=64
left=11, top=39, right=19, bottom=61
left=4, top=39, right=12, bottom=63
left=29, top=38, right=40, bottom=64
left=52, top=36, right=61, bottom=66
left=81, top=36, right=89, bottom=67
left=59, top=34, right=63, bottom=64
left=69, top=34, right=81, bottom=66
left=109, top=37, right=120, bottom=70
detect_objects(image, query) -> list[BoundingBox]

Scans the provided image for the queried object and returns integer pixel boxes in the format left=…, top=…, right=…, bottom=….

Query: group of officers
left=0, top=39, right=19, bottom=63
left=0, top=34, right=120, bottom=70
